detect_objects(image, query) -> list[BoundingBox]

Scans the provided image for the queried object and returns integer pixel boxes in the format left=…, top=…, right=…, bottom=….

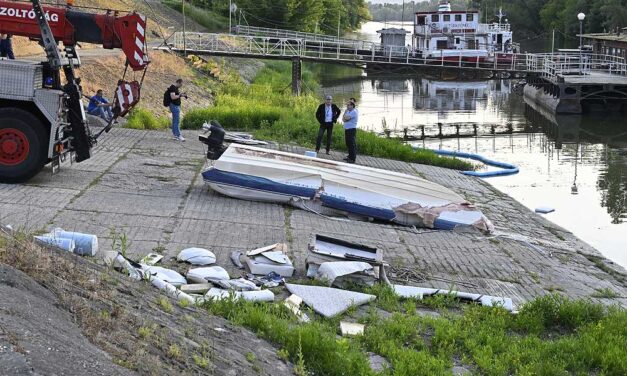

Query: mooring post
left=291, top=57, right=302, bottom=95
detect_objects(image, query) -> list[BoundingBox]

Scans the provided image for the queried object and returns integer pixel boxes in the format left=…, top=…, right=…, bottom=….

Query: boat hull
left=202, top=145, right=493, bottom=232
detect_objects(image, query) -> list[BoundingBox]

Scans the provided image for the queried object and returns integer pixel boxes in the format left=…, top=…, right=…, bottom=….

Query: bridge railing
left=233, top=25, right=380, bottom=51
left=170, top=32, right=534, bottom=72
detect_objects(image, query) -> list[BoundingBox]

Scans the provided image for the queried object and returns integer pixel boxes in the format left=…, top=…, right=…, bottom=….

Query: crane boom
left=0, top=1, right=149, bottom=70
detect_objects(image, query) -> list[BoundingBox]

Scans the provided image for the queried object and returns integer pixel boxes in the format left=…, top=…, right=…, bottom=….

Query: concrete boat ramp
left=1, top=128, right=625, bottom=308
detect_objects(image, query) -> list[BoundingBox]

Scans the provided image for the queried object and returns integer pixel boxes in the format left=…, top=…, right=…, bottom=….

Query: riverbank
left=180, top=60, right=474, bottom=171
left=1, top=127, right=626, bottom=375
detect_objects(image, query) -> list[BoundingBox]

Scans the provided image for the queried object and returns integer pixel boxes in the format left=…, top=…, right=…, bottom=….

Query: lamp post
left=578, top=12, right=585, bottom=74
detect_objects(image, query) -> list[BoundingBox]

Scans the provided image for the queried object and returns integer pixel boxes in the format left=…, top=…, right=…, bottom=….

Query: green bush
left=124, top=108, right=170, bottom=130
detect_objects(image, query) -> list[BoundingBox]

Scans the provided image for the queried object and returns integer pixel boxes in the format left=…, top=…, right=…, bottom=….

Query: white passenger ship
left=413, top=1, right=518, bottom=64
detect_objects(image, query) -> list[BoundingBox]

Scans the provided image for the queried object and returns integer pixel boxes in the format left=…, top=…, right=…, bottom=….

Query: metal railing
left=169, top=32, right=533, bottom=72
left=233, top=25, right=380, bottom=51
left=527, top=52, right=627, bottom=79
left=168, top=32, right=627, bottom=78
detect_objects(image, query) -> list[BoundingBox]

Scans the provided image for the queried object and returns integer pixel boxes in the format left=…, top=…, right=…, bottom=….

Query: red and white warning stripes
left=114, top=81, right=141, bottom=117
left=133, top=14, right=148, bottom=68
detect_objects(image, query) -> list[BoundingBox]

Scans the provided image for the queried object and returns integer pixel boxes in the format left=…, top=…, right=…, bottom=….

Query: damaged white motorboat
left=200, top=141, right=492, bottom=232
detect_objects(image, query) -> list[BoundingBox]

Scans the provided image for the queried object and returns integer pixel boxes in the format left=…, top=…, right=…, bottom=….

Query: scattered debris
left=150, top=277, right=197, bottom=305
left=34, top=228, right=98, bottom=256
left=107, top=252, right=144, bottom=281
left=307, top=235, right=388, bottom=285
left=247, top=243, right=279, bottom=257
left=205, top=288, right=275, bottom=302
left=340, top=322, right=365, bottom=336
left=244, top=243, right=295, bottom=277
left=180, top=283, right=213, bottom=294
left=34, top=236, right=76, bottom=253
left=141, top=253, right=164, bottom=265
left=304, top=151, right=317, bottom=158
left=387, top=265, right=428, bottom=285
left=285, top=284, right=376, bottom=318
left=143, top=265, right=187, bottom=286
left=187, top=266, right=230, bottom=283
left=392, top=285, right=515, bottom=312
left=230, top=250, right=244, bottom=268
left=246, top=272, right=285, bottom=288
left=259, top=251, right=289, bottom=264
left=283, top=294, right=310, bottom=323
left=315, top=261, right=376, bottom=287
left=535, top=207, right=555, bottom=214
left=177, top=247, right=216, bottom=265
left=49, top=228, right=98, bottom=256
left=212, top=278, right=260, bottom=291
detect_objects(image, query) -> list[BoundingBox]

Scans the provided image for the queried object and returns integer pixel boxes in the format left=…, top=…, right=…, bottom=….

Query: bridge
left=158, top=26, right=627, bottom=106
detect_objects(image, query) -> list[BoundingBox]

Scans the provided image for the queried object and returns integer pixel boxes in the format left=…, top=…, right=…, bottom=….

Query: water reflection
left=321, top=75, right=627, bottom=267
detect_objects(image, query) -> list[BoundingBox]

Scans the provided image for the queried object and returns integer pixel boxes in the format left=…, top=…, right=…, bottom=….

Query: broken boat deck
left=1, top=128, right=625, bottom=308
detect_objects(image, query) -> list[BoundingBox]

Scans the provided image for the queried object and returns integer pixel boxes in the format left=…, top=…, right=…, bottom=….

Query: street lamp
left=578, top=12, right=585, bottom=74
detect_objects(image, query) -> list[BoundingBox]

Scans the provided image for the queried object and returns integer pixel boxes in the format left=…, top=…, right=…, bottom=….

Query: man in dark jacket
left=315, top=95, right=341, bottom=155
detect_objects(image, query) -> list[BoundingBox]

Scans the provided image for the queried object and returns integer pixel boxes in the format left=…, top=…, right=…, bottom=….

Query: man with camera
left=166, top=78, right=188, bottom=142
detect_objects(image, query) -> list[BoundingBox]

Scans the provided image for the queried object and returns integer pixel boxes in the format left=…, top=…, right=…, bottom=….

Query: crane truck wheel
left=0, top=108, right=48, bottom=184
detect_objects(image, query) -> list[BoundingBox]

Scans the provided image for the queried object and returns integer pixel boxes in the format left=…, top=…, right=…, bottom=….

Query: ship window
left=455, top=14, right=462, bottom=21
left=455, top=37, right=460, bottom=44
left=432, top=15, right=439, bottom=22
left=443, top=15, right=450, bottom=22
left=467, top=14, right=474, bottom=21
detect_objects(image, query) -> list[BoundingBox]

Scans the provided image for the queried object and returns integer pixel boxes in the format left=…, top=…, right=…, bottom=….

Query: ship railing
left=477, top=23, right=511, bottom=33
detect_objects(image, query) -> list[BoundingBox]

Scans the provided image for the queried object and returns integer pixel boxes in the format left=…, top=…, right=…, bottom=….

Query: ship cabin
left=413, top=1, right=515, bottom=61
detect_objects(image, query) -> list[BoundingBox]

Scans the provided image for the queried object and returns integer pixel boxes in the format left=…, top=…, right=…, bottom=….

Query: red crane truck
left=0, top=0, right=149, bottom=183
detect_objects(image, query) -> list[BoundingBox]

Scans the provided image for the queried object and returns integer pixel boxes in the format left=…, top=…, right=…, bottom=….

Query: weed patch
left=125, top=107, right=170, bottom=130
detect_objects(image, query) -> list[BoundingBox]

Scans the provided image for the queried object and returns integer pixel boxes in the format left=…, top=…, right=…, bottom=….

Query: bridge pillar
left=291, top=57, right=302, bottom=95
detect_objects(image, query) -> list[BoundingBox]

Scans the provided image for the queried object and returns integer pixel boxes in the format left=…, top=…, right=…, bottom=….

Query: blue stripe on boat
left=433, top=218, right=458, bottom=230
left=319, top=194, right=396, bottom=221
left=202, top=169, right=317, bottom=199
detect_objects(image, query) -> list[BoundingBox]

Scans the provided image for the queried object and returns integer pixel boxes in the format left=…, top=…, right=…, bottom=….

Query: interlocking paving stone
left=1, top=129, right=625, bottom=310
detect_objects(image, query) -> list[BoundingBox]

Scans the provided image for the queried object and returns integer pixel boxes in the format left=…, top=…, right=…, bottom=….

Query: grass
left=197, top=286, right=627, bottom=376
left=181, top=61, right=474, bottom=170
left=124, top=108, right=170, bottom=130
left=163, top=1, right=229, bottom=32
left=157, top=297, right=174, bottom=314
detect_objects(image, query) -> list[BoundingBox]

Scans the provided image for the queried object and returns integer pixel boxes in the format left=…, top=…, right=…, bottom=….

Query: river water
left=318, top=22, right=627, bottom=268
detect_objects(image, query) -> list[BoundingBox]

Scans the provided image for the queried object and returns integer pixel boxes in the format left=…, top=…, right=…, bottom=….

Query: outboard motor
left=199, top=120, right=227, bottom=160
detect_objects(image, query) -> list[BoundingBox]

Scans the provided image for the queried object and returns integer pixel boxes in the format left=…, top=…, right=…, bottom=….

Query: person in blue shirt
left=342, top=99, right=359, bottom=163
left=87, top=90, right=113, bottom=122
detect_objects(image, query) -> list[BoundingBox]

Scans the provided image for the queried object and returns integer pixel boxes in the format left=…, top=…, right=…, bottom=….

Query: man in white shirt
left=314, top=95, right=341, bottom=155
left=342, top=99, right=359, bottom=163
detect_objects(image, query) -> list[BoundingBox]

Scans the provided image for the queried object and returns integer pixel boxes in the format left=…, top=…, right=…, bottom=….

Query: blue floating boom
left=427, top=149, right=519, bottom=177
